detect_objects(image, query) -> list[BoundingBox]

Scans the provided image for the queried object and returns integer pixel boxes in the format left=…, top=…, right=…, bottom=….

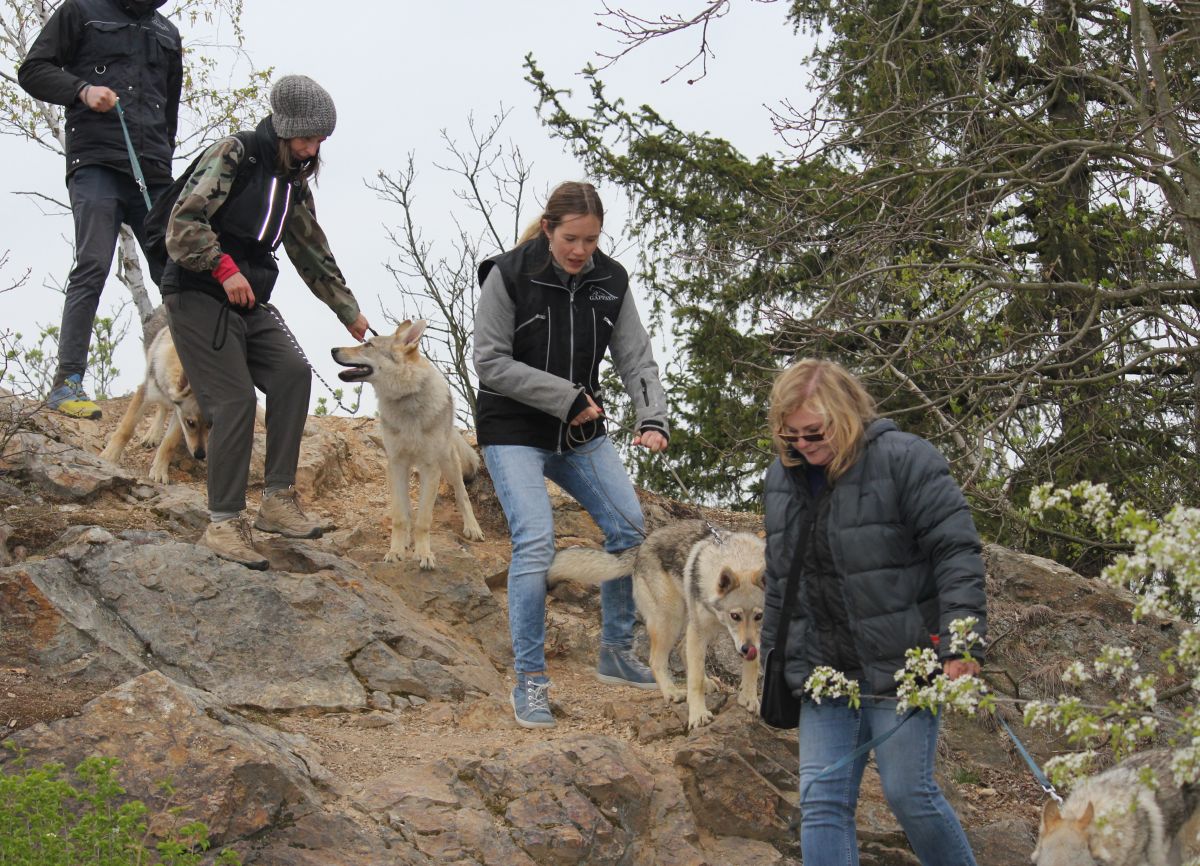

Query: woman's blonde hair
left=767, top=358, right=877, bottom=479
left=517, top=181, right=604, bottom=246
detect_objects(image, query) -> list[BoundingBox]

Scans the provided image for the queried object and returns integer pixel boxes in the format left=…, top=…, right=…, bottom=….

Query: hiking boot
left=46, top=374, right=101, bottom=420
left=254, top=487, right=323, bottom=539
left=511, top=674, right=555, bottom=729
left=202, top=517, right=268, bottom=570
left=596, top=645, right=658, bottom=689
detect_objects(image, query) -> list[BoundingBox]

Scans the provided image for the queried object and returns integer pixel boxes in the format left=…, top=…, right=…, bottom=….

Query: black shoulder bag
left=759, top=515, right=813, bottom=730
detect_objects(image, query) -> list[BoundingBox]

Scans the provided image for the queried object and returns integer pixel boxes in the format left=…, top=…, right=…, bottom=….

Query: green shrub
left=0, top=754, right=240, bottom=866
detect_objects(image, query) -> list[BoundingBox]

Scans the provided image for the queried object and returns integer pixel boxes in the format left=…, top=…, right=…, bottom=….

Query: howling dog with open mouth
left=548, top=519, right=766, bottom=729
left=331, top=320, right=483, bottom=569
left=100, top=327, right=209, bottom=485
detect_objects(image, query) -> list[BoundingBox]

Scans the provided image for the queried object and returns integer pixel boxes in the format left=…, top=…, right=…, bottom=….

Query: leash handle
left=115, top=101, right=153, bottom=210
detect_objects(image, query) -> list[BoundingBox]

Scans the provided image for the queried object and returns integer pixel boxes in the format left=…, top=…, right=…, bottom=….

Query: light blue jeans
left=483, top=436, right=643, bottom=674
left=798, top=697, right=977, bottom=866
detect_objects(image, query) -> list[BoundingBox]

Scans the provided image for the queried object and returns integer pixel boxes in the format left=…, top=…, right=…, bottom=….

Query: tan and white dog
left=331, top=320, right=483, bottom=569
left=548, top=519, right=766, bottom=729
left=100, top=327, right=209, bottom=484
left=1033, top=748, right=1199, bottom=866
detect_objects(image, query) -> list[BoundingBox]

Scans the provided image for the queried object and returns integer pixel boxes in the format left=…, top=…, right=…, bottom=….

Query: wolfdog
left=1033, top=748, right=1199, bottom=866
left=331, top=320, right=483, bottom=569
left=548, top=520, right=766, bottom=729
left=99, top=327, right=208, bottom=484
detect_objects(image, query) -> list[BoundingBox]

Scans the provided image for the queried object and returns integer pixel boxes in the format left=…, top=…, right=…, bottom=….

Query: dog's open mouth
left=335, top=363, right=373, bottom=382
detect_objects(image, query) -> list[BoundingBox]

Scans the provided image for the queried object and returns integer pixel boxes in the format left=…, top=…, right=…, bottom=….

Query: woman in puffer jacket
left=759, top=358, right=986, bottom=866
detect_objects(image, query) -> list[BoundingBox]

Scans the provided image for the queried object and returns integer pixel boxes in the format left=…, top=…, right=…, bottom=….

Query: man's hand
left=222, top=272, right=255, bottom=308
left=81, top=85, right=118, bottom=112
left=942, top=658, right=981, bottom=680
left=346, top=313, right=370, bottom=342
left=633, top=430, right=668, bottom=453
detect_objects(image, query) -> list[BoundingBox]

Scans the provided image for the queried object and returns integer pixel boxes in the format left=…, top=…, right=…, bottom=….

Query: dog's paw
left=418, top=553, right=438, bottom=570
left=99, top=445, right=120, bottom=463
left=687, top=707, right=714, bottom=730
left=383, top=548, right=405, bottom=563
left=147, top=464, right=170, bottom=485
left=463, top=523, right=484, bottom=542
left=664, top=686, right=687, bottom=704
left=737, top=691, right=759, bottom=715
left=138, top=435, right=161, bottom=449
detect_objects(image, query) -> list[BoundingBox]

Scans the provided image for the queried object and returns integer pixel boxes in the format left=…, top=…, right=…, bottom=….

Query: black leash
left=261, top=303, right=365, bottom=415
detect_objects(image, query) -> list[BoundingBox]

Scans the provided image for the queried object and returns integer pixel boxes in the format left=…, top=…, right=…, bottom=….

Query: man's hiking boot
left=46, top=373, right=101, bottom=420
left=511, top=674, right=555, bottom=729
left=596, top=645, right=657, bottom=689
left=202, top=517, right=268, bottom=570
left=254, top=487, right=323, bottom=539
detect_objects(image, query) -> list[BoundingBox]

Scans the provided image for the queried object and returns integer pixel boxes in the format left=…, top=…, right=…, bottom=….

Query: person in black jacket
left=473, top=181, right=670, bottom=729
left=18, top=0, right=182, bottom=419
left=760, top=358, right=986, bottom=866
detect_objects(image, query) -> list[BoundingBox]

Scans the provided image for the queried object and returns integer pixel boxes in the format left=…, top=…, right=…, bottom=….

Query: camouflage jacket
left=164, top=134, right=361, bottom=325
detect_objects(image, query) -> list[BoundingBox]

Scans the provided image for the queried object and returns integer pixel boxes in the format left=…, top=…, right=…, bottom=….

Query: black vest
left=63, top=0, right=179, bottom=177
left=475, top=236, right=630, bottom=450
left=161, top=117, right=303, bottom=306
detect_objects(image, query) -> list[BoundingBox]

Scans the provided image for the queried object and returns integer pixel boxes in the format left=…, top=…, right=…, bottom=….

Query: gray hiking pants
left=164, top=291, right=310, bottom=514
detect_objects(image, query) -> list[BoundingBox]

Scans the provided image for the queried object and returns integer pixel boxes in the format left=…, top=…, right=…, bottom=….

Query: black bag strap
left=772, top=508, right=815, bottom=662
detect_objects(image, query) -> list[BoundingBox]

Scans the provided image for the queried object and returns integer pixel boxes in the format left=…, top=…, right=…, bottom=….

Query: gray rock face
left=2, top=431, right=136, bottom=500
left=3, top=531, right=503, bottom=711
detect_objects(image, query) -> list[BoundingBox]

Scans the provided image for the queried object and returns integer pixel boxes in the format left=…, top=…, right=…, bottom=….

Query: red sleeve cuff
left=212, top=253, right=240, bottom=284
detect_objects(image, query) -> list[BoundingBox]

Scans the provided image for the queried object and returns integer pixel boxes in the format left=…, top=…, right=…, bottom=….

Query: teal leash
left=995, top=713, right=1064, bottom=804
left=115, top=100, right=152, bottom=210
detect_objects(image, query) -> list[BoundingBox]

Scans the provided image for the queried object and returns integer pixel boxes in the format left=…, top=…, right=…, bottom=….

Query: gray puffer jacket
left=759, top=419, right=987, bottom=697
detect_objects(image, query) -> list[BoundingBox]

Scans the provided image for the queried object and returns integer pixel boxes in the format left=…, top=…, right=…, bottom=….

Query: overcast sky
left=0, top=1, right=809, bottom=414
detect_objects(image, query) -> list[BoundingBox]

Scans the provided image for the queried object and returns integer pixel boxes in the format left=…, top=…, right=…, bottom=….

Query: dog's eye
left=754, top=612, right=763, bottom=621
left=730, top=612, right=742, bottom=622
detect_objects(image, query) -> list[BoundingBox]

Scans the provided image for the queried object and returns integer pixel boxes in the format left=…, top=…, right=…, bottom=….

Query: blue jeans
left=56, top=166, right=169, bottom=385
left=798, top=697, right=977, bottom=866
left=483, top=436, right=643, bottom=674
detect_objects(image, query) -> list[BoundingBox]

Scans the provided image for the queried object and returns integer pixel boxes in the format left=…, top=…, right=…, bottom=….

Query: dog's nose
left=194, top=448, right=206, bottom=461
left=741, top=644, right=758, bottom=661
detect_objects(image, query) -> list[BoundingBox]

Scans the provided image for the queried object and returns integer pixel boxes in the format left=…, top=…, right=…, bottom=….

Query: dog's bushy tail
left=547, top=546, right=639, bottom=587
left=454, top=431, right=480, bottom=481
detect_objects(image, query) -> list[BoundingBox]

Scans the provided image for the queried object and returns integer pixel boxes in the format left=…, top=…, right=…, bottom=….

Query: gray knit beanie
left=270, top=75, right=337, bottom=139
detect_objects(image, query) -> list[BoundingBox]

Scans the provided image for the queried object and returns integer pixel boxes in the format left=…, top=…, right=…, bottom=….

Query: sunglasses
left=779, top=429, right=826, bottom=443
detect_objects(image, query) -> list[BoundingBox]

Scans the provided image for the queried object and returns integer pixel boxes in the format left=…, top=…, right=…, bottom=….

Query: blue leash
left=799, top=707, right=921, bottom=811
left=115, top=100, right=152, bottom=210
left=995, top=713, right=1064, bottom=804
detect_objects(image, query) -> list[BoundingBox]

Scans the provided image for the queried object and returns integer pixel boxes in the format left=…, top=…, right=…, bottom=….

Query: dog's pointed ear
left=392, top=319, right=412, bottom=337
left=751, top=568, right=765, bottom=589
left=399, top=319, right=428, bottom=351
left=1041, top=798, right=1062, bottom=831
left=1074, top=801, right=1094, bottom=830
left=717, top=570, right=734, bottom=594
left=167, top=357, right=191, bottom=401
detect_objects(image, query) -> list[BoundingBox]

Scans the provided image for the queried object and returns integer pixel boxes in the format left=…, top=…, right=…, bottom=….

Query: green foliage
left=524, top=1, right=1200, bottom=552
left=313, top=384, right=363, bottom=417
left=0, top=753, right=241, bottom=866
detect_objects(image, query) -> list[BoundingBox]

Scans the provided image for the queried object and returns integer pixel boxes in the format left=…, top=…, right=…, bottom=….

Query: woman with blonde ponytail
left=473, top=181, right=670, bottom=729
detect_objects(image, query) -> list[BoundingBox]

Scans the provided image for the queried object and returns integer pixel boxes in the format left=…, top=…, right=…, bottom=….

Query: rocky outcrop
left=1, top=397, right=1193, bottom=865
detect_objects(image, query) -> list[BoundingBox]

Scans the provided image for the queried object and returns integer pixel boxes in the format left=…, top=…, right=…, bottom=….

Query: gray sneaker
left=511, top=674, right=555, bottom=728
left=254, top=487, right=322, bottom=539
left=202, top=517, right=268, bottom=570
left=596, top=645, right=658, bottom=689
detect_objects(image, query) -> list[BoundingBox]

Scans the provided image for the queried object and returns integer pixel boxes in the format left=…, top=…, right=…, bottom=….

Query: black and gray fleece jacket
left=473, top=235, right=669, bottom=452
left=759, top=419, right=987, bottom=698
